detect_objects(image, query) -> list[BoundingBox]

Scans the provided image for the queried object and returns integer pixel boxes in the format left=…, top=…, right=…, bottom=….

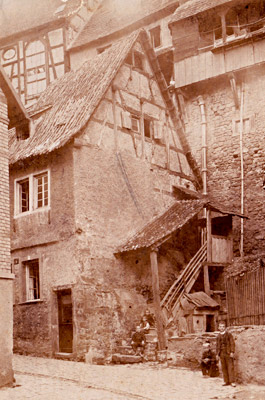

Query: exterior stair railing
left=161, top=242, right=207, bottom=324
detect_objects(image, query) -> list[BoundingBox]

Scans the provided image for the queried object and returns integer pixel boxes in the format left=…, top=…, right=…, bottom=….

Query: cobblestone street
left=0, top=355, right=264, bottom=400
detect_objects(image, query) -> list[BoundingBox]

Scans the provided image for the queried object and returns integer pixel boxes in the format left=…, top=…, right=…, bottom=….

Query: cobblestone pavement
left=0, top=355, right=264, bottom=400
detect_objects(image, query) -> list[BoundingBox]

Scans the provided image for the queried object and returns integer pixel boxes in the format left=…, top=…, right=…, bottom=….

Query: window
left=144, top=118, right=151, bottom=138
left=149, top=26, right=161, bottom=48
left=232, top=116, right=254, bottom=136
left=15, top=170, right=50, bottom=216
left=125, top=50, right=144, bottom=71
left=22, top=259, right=40, bottom=301
left=131, top=115, right=140, bottom=132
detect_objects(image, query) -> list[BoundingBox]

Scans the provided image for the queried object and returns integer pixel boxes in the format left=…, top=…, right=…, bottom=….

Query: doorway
left=206, top=314, right=215, bottom=332
left=57, top=289, right=73, bottom=353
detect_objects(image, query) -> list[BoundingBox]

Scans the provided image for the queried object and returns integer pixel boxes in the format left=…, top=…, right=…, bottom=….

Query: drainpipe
left=198, top=96, right=208, bottom=250
left=239, top=85, right=244, bottom=257
left=198, top=96, right=207, bottom=196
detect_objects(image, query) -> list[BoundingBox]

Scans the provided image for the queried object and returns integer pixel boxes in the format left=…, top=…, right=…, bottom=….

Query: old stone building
left=9, top=29, right=205, bottom=359
left=0, top=65, right=29, bottom=386
left=170, top=0, right=265, bottom=323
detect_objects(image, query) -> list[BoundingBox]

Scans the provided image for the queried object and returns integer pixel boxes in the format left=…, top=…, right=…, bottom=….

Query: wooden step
left=112, top=354, right=142, bottom=364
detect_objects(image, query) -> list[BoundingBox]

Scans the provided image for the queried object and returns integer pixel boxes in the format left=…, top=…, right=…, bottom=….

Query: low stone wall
left=231, top=325, right=265, bottom=385
left=167, top=326, right=265, bottom=385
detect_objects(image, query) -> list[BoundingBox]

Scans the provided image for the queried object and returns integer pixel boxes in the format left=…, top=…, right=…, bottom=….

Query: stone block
left=111, top=354, right=142, bottom=364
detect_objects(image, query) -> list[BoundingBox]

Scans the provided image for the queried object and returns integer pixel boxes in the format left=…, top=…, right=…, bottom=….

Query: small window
left=235, top=118, right=250, bottom=134
left=134, top=51, right=143, bottom=70
left=131, top=115, right=140, bottom=132
left=34, top=172, right=49, bottom=209
left=17, top=178, right=30, bottom=213
left=22, top=259, right=40, bottom=301
left=15, top=170, right=50, bottom=216
left=125, top=51, right=144, bottom=71
left=144, top=118, right=151, bottom=138
left=149, top=26, right=161, bottom=48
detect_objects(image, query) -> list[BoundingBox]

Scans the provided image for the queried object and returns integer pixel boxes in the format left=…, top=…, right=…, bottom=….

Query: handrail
left=161, top=242, right=207, bottom=307
left=161, top=242, right=207, bottom=314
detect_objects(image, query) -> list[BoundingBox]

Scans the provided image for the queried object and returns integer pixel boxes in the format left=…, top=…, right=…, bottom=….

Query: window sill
left=14, top=207, right=50, bottom=219
left=18, top=299, right=43, bottom=305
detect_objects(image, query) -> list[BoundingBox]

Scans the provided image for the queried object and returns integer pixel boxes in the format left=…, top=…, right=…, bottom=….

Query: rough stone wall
left=9, top=145, right=76, bottom=250
left=0, top=92, right=13, bottom=386
left=182, top=69, right=265, bottom=258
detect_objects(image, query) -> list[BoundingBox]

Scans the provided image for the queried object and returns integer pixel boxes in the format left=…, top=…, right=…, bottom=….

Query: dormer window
left=149, top=26, right=161, bottom=48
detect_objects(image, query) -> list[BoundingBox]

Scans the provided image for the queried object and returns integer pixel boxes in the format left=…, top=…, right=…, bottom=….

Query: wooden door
left=57, top=289, right=73, bottom=353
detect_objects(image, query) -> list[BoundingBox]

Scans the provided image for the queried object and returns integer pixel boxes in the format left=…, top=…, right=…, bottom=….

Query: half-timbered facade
left=10, top=30, right=204, bottom=358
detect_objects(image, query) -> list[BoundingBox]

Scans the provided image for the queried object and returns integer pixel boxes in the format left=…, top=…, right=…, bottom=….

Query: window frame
left=20, top=258, right=42, bottom=304
left=14, top=169, right=50, bottom=217
left=149, top=26, right=161, bottom=48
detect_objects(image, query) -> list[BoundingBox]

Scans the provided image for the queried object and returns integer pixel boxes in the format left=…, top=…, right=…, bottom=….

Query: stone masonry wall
left=182, top=68, right=265, bottom=258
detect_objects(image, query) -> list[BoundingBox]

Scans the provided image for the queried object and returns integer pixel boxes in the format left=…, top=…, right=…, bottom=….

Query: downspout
left=198, top=96, right=208, bottom=248
left=239, top=85, right=244, bottom=257
left=198, top=96, right=207, bottom=196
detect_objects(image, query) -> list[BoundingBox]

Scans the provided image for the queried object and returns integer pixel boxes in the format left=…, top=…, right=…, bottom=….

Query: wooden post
left=220, top=12, right=227, bottom=44
left=140, top=98, right=145, bottom=160
left=206, top=208, right=212, bottom=263
left=112, top=85, right=119, bottom=152
left=203, top=264, right=211, bottom=296
left=150, top=248, right=167, bottom=350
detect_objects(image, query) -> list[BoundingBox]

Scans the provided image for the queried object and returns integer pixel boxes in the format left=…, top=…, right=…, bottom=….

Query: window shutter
left=153, top=120, right=163, bottom=139
left=121, top=111, right=132, bottom=129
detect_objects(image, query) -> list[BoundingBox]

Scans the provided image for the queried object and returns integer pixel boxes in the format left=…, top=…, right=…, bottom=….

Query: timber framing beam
left=150, top=248, right=167, bottom=351
left=140, top=30, right=203, bottom=190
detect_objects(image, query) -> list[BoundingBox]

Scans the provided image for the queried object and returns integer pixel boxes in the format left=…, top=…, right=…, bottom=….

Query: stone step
left=116, top=345, right=135, bottom=355
left=112, top=354, right=142, bottom=364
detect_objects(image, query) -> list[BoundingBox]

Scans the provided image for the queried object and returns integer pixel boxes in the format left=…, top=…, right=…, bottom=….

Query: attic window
left=125, top=51, right=144, bottom=71
left=149, top=26, right=161, bottom=48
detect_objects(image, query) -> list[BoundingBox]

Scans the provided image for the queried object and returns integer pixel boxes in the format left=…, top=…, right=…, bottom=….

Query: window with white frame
left=15, top=170, right=50, bottom=215
left=22, top=259, right=40, bottom=301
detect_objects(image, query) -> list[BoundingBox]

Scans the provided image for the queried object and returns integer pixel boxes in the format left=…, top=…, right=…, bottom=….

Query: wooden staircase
left=161, top=242, right=207, bottom=324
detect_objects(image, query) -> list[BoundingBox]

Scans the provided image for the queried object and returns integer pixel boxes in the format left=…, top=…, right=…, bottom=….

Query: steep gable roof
left=70, top=0, right=178, bottom=50
left=0, top=0, right=82, bottom=41
left=9, top=30, right=139, bottom=164
left=9, top=28, right=202, bottom=188
left=170, top=0, right=235, bottom=23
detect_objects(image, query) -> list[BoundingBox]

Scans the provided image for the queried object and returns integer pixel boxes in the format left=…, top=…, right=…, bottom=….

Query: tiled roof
left=170, top=0, right=235, bottom=23
left=0, top=0, right=81, bottom=40
left=70, top=0, right=178, bottom=49
left=116, top=199, right=206, bottom=253
left=181, top=292, right=220, bottom=309
left=9, top=30, right=140, bottom=164
left=116, top=199, right=247, bottom=253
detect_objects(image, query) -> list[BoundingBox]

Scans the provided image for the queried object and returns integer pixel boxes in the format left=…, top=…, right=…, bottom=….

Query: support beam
left=206, top=208, right=212, bottom=263
left=203, top=264, right=211, bottom=296
left=150, top=249, right=167, bottom=350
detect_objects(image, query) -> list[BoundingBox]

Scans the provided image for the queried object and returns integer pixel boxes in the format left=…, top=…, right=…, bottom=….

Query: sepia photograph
left=0, top=0, right=265, bottom=398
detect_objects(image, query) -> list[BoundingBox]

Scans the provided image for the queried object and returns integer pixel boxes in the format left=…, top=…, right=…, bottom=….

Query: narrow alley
left=0, top=355, right=264, bottom=400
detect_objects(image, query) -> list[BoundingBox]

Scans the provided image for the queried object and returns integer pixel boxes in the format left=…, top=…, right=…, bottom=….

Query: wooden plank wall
left=226, top=268, right=265, bottom=326
left=174, top=40, right=265, bottom=87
